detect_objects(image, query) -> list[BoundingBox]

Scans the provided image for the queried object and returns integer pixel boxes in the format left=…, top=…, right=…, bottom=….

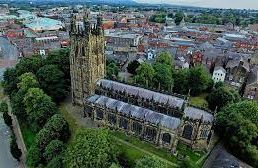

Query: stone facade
left=69, top=13, right=106, bottom=105
left=70, top=14, right=214, bottom=151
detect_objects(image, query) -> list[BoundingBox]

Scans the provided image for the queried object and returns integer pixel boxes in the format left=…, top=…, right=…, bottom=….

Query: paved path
left=1, top=89, right=27, bottom=168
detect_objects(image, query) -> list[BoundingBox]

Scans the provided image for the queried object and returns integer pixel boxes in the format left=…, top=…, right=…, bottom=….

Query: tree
left=107, top=63, right=119, bottom=80
left=37, top=65, right=68, bottom=103
left=134, top=63, right=155, bottom=88
left=43, top=140, right=65, bottom=162
left=35, top=128, right=57, bottom=152
left=64, top=129, right=118, bottom=168
left=27, top=145, right=42, bottom=167
left=127, top=60, right=140, bottom=75
left=188, top=66, right=210, bottom=96
left=24, top=88, right=57, bottom=131
left=11, top=73, right=39, bottom=120
left=44, top=114, right=70, bottom=142
left=216, top=101, right=258, bottom=167
left=175, top=11, right=184, bottom=25
left=0, top=101, right=8, bottom=113
left=46, top=156, right=64, bottom=168
left=135, top=156, right=167, bottom=168
left=3, top=68, right=18, bottom=96
left=207, top=87, right=240, bottom=111
left=155, top=52, right=173, bottom=68
left=15, top=56, right=43, bottom=77
left=109, top=163, right=121, bottom=168
left=173, top=69, right=189, bottom=94
left=10, top=133, right=22, bottom=161
left=153, top=63, right=173, bottom=91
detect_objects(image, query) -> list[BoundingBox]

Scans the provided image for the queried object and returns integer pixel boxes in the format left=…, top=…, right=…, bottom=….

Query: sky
left=134, top=0, right=258, bottom=9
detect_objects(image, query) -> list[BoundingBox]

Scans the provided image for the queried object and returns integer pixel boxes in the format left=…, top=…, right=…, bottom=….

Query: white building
left=212, top=66, right=226, bottom=83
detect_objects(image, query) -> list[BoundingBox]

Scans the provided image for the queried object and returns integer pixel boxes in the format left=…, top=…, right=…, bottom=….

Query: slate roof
left=87, top=95, right=182, bottom=130
left=184, top=107, right=214, bottom=123
left=97, top=79, right=185, bottom=109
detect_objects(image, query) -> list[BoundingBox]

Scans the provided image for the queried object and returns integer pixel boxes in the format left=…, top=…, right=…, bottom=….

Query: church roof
left=97, top=79, right=185, bottom=109
left=87, top=95, right=182, bottom=130
left=184, top=107, right=214, bottom=123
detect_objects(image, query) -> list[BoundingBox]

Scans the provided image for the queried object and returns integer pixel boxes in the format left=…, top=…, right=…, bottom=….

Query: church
left=69, top=13, right=214, bottom=152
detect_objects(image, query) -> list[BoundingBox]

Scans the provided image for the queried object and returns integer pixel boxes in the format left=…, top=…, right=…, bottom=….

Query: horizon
left=134, top=0, right=258, bottom=10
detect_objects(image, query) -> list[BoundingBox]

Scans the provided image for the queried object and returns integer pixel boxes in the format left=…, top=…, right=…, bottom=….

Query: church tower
left=69, top=12, right=106, bottom=106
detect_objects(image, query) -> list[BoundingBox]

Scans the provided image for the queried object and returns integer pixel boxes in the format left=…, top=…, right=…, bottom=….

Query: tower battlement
left=69, top=12, right=106, bottom=106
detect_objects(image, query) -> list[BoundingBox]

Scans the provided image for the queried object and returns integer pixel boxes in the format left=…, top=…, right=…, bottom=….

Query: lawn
left=189, top=93, right=208, bottom=108
left=19, top=121, right=37, bottom=149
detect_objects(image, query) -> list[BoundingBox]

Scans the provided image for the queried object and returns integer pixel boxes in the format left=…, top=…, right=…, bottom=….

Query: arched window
left=96, top=109, right=104, bottom=120
left=108, top=114, right=117, bottom=125
left=182, top=124, right=193, bottom=140
left=200, top=129, right=210, bottom=139
left=119, top=118, right=128, bottom=130
left=162, top=133, right=171, bottom=144
left=132, top=122, right=142, bottom=135
left=145, top=127, right=157, bottom=141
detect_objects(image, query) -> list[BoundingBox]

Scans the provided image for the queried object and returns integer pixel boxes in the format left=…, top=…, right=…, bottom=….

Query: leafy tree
left=24, top=88, right=57, bottom=131
left=216, top=101, right=258, bottom=167
left=175, top=11, right=184, bottom=25
left=0, top=101, right=8, bottom=113
left=27, top=145, right=42, bottom=167
left=107, top=63, right=119, bottom=80
left=15, top=56, right=43, bottom=76
left=43, top=140, right=65, bottom=162
left=3, top=68, right=18, bottom=96
left=153, top=63, right=173, bottom=91
left=35, top=128, right=57, bottom=152
left=44, top=114, right=70, bottom=142
left=155, top=52, right=173, bottom=68
left=11, top=73, right=39, bottom=120
left=173, top=69, right=189, bottom=94
left=37, top=65, right=68, bottom=103
left=127, top=60, right=140, bottom=75
left=134, top=63, right=155, bottom=88
left=64, top=129, right=118, bottom=168
left=10, top=133, right=22, bottom=161
left=207, top=87, right=240, bottom=111
left=135, top=156, right=167, bottom=168
left=109, top=163, right=121, bottom=168
left=46, top=155, right=64, bottom=168
left=188, top=66, right=210, bottom=96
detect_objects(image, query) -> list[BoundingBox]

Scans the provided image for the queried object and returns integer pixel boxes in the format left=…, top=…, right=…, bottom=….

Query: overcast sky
left=135, top=0, right=258, bottom=9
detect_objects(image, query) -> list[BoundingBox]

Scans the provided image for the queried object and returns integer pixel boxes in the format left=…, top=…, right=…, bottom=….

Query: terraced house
left=69, top=13, right=215, bottom=152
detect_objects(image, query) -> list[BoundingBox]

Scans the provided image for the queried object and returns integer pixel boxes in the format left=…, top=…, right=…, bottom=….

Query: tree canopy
left=216, top=101, right=258, bottom=167
left=64, top=129, right=118, bottom=168
left=134, top=63, right=155, bottom=88
left=127, top=60, right=140, bottom=75
left=24, top=88, right=57, bottom=131
left=135, top=156, right=167, bottom=168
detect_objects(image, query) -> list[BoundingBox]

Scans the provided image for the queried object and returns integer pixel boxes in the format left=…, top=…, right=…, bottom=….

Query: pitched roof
left=184, top=107, right=214, bottom=123
left=87, top=95, right=181, bottom=130
left=97, top=79, right=185, bottom=109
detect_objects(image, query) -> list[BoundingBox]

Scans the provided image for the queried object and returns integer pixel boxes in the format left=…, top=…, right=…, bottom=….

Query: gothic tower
left=69, top=13, right=106, bottom=106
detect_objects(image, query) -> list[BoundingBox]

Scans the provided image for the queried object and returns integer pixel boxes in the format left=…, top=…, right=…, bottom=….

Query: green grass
left=177, top=143, right=205, bottom=163
left=190, top=93, right=208, bottom=108
left=20, top=122, right=37, bottom=149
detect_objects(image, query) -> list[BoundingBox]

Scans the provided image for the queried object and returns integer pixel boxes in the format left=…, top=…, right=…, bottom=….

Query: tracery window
left=108, top=113, right=117, bottom=125
left=96, top=108, right=104, bottom=120
left=200, top=129, right=210, bottom=139
left=119, top=117, right=128, bottom=130
left=132, top=122, right=142, bottom=135
left=182, top=124, right=193, bottom=140
left=162, top=133, right=171, bottom=144
left=145, top=127, right=157, bottom=141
